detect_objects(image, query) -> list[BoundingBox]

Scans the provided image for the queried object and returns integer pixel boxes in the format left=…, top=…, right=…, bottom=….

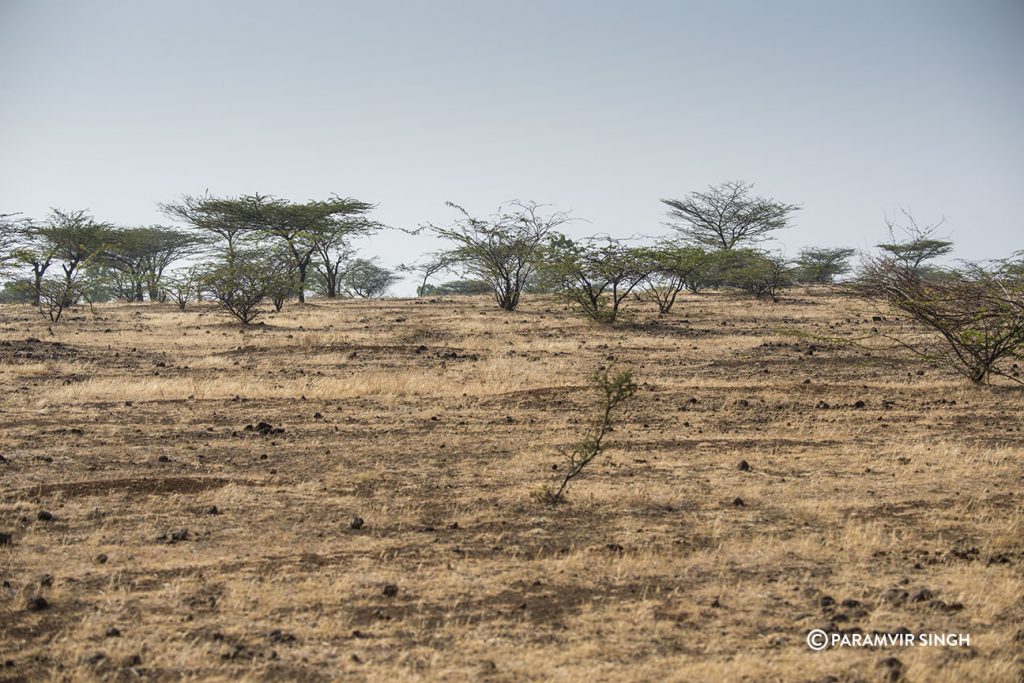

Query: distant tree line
left=5, top=182, right=1020, bottom=384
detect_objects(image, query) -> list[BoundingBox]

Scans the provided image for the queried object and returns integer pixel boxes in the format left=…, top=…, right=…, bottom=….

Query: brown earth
left=0, top=291, right=1021, bottom=682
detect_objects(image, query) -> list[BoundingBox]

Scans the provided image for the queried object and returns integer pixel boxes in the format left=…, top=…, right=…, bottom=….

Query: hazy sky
left=1, top=0, right=1021, bottom=293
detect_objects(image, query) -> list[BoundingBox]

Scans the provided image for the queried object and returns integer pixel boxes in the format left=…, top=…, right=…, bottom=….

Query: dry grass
left=1, top=291, right=1022, bottom=682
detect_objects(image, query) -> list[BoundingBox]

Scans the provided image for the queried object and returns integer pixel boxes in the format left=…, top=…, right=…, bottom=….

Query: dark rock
left=350, top=517, right=365, bottom=530
left=840, top=598, right=861, bottom=608
left=737, top=460, right=750, bottom=472
left=206, top=506, right=220, bottom=515
left=158, top=529, right=190, bottom=543
left=382, top=584, right=399, bottom=597
left=39, top=574, right=53, bottom=587
left=95, top=553, right=108, bottom=564
left=883, top=587, right=909, bottom=605
left=26, top=596, right=49, bottom=611
left=909, top=587, right=934, bottom=603
left=732, top=497, right=745, bottom=507
left=37, top=510, right=53, bottom=521
left=820, top=595, right=836, bottom=610
left=927, top=599, right=964, bottom=613
left=606, top=543, right=624, bottom=552
left=157, top=455, right=170, bottom=463
left=105, top=627, right=121, bottom=637
left=0, top=532, right=12, bottom=546
left=816, top=400, right=830, bottom=409
left=878, top=656, right=903, bottom=682
left=736, top=399, right=749, bottom=408
left=853, top=400, right=866, bottom=409
left=267, top=630, right=297, bottom=644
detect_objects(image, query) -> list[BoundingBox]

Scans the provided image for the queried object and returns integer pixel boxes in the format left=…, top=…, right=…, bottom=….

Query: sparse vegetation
left=540, top=236, right=652, bottom=323
left=537, top=367, right=637, bottom=503
left=661, top=180, right=800, bottom=250
left=859, top=255, right=1024, bottom=384
left=424, top=201, right=570, bottom=311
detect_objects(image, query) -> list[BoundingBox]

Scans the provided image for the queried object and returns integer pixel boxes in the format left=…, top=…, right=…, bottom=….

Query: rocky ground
left=1, top=291, right=1022, bottom=682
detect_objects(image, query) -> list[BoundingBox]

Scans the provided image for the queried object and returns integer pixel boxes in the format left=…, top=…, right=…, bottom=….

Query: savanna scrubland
left=1, top=290, right=1021, bottom=682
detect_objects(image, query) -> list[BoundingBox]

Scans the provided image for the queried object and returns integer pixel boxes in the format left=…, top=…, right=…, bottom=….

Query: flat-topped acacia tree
left=661, top=180, right=800, bottom=251
left=162, top=193, right=379, bottom=303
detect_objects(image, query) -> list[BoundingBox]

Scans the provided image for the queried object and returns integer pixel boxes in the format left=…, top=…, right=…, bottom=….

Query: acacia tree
left=228, top=194, right=377, bottom=303
left=310, top=216, right=381, bottom=298
left=661, top=180, right=800, bottom=250
left=3, top=219, right=58, bottom=306
left=795, top=247, right=856, bottom=284
left=859, top=255, right=1024, bottom=384
left=720, top=250, right=794, bottom=299
left=877, top=210, right=953, bottom=272
left=540, top=236, right=653, bottom=324
left=342, top=258, right=398, bottom=298
left=640, top=243, right=712, bottom=314
left=160, top=194, right=256, bottom=260
left=425, top=201, right=570, bottom=311
left=200, top=251, right=284, bottom=325
left=0, top=212, right=20, bottom=274
left=99, top=227, right=196, bottom=301
left=37, top=209, right=110, bottom=305
left=162, top=267, right=201, bottom=310
left=398, top=251, right=453, bottom=296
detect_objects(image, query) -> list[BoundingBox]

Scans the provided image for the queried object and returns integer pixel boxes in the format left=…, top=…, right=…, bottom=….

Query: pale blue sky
left=1, top=0, right=1021, bottom=293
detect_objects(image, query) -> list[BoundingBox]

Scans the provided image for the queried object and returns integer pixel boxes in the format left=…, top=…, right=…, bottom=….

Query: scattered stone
left=448, top=522, right=459, bottom=529
left=36, top=510, right=54, bottom=522
left=382, top=584, right=399, bottom=597
left=710, top=597, right=721, bottom=608
left=909, top=587, right=934, bottom=603
left=157, top=455, right=170, bottom=463
left=927, top=599, right=964, bottom=613
left=816, top=401, right=830, bottom=409
left=105, top=627, right=121, bottom=638
left=26, top=596, right=49, bottom=611
left=737, top=460, right=750, bottom=472
left=0, top=532, right=12, bottom=546
left=878, top=656, right=903, bottom=682
left=39, top=574, right=53, bottom=587
left=732, top=497, right=745, bottom=507
left=95, top=553, right=108, bottom=564
left=350, top=517, right=365, bottom=530
left=820, top=595, right=836, bottom=610
left=736, top=399, right=749, bottom=408
left=158, top=529, right=190, bottom=543
left=606, top=543, right=624, bottom=552
left=840, top=598, right=861, bottom=608
left=853, top=400, right=866, bottom=409
left=206, top=506, right=220, bottom=515
left=948, top=546, right=980, bottom=561
left=267, top=630, right=297, bottom=644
